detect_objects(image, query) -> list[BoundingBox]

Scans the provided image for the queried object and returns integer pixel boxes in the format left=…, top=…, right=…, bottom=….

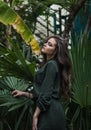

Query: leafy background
left=0, top=0, right=91, bottom=130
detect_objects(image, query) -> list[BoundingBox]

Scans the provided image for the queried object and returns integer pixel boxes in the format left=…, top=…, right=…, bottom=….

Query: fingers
left=33, top=121, right=38, bottom=130
left=32, top=125, right=38, bottom=130
left=32, top=124, right=38, bottom=130
left=11, top=90, right=22, bottom=97
left=11, top=90, right=17, bottom=95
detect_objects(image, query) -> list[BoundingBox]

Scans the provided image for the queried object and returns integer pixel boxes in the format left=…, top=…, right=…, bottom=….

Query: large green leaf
left=0, top=76, right=28, bottom=91
left=0, top=90, right=33, bottom=129
left=0, top=75, right=34, bottom=130
left=71, top=34, right=91, bottom=107
left=0, top=1, right=40, bottom=54
left=0, top=76, right=33, bottom=114
left=0, top=39, right=36, bottom=81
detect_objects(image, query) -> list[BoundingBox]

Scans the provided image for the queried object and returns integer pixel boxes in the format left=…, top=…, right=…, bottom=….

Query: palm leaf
left=0, top=1, right=40, bottom=54
left=0, top=90, right=33, bottom=110
left=0, top=76, right=29, bottom=91
left=0, top=88, right=34, bottom=129
left=0, top=91, right=33, bottom=130
left=0, top=39, right=36, bottom=81
left=0, top=75, right=33, bottom=110
left=14, top=105, right=29, bottom=130
left=71, top=34, right=91, bottom=107
left=0, top=75, right=34, bottom=130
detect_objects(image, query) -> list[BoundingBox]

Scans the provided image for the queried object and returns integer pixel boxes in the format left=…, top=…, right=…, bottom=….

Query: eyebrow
left=48, top=41, right=56, bottom=46
left=48, top=41, right=52, bottom=44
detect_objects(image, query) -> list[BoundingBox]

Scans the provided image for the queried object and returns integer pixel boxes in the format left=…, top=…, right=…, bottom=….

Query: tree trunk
left=84, top=13, right=91, bottom=33
left=63, top=0, right=88, bottom=39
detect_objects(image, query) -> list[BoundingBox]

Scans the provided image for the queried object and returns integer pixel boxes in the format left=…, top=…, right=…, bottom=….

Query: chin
left=41, top=51, right=46, bottom=54
left=41, top=48, right=45, bottom=53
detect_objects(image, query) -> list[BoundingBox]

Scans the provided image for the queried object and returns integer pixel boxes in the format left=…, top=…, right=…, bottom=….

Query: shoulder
left=46, top=59, right=58, bottom=66
left=47, top=59, right=57, bottom=64
left=45, top=60, right=59, bottom=72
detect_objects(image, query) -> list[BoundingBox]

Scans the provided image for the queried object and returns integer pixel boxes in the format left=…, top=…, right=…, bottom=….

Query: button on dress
left=33, top=60, right=66, bottom=130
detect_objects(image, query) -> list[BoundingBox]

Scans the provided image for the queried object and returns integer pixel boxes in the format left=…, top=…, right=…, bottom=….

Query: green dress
left=33, top=59, right=66, bottom=130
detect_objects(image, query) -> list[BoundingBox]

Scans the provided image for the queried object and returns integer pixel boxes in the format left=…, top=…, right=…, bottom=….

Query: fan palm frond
left=0, top=38, right=36, bottom=81
left=0, top=76, right=34, bottom=130
left=71, top=34, right=91, bottom=107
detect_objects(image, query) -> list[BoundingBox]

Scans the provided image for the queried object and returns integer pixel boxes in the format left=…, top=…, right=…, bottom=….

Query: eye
left=48, top=42, right=52, bottom=47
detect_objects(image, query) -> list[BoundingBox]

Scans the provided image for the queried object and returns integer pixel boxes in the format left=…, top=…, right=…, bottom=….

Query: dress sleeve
left=36, top=61, right=58, bottom=111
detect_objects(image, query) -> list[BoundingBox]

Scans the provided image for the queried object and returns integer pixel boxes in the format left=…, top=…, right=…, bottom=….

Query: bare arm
left=12, top=90, right=33, bottom=99
left=32, top=107, right=41, bottom=130
left=33, top=107, right=41, bottom=117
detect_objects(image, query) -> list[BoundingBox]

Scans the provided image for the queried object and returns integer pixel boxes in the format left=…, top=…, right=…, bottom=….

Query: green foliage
left=0, top=75, right=34, bottom=130
left=0, top=38, right=35, bottom=129
left=0, top=38, right=36, bottom=81
left=71, top=34, right=91, bottom=107
left=0, top=0, right=91, bottom=130
left=66, top=34, right=91, bottom=130
left=0, top=1, right=40, bottom=54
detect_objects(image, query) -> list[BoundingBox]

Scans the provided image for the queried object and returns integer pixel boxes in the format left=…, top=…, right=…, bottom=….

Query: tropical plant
left=0, top=38, right=36, bottom=130
left=0, top=0, right=40, bottom=54
left=66, top=34, right=91, bottom=130
left=0, top=38, right=36, bottom=80
left=0, top=0, right=91, bottom=130
left=0, top=76, right=34, bottom=130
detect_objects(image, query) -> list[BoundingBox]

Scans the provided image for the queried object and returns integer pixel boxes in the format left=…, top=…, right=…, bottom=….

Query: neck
left=46, top=55, right=54, bottom=61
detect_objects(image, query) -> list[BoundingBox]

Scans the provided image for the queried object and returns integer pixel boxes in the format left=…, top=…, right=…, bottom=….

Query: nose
left=43, top=43, right=47, bottom=47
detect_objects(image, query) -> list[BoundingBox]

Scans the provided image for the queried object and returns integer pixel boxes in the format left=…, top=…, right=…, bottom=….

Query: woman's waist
left=52, top=95, right=60, bottom=100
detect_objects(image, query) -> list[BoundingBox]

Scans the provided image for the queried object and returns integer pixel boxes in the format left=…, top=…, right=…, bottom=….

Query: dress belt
left=52, top=96, right=59, bottom=100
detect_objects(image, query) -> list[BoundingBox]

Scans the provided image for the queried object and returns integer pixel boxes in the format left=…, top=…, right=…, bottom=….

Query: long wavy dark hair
left=41, top=35, right=72, bottom=97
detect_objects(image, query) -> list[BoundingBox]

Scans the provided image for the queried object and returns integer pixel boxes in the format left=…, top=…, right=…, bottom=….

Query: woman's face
left=41, top=38, right=57, bottom=57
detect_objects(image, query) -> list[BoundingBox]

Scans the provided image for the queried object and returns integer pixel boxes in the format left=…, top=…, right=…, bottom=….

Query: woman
left=12, top=35, right=72, bottom=130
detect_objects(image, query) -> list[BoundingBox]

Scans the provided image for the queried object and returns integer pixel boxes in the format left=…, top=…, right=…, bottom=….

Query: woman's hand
left=12, top=90, right=33, bottom=99
left=32, top=115, right=38, bottom=130
left=12, top=90, right=23, bottom=97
